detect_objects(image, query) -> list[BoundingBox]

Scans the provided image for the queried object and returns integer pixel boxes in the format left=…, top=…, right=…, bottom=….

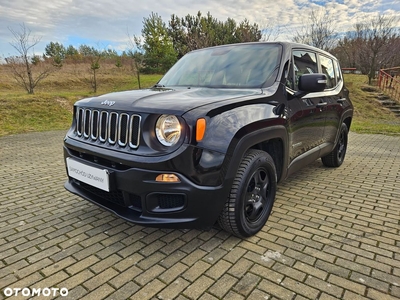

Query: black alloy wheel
left=322, top=123, right=348, bottom=167
left=218, top=149, right=277, bottom=238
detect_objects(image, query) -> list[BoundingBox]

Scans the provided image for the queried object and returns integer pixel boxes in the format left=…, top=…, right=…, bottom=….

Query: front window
left=292, top=50, right=318, bottom=91
left=158, top=44, right=282, bottom=88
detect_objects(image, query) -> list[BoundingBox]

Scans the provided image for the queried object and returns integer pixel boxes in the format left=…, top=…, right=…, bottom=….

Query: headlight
left=155, top=115, right=181, bottom=146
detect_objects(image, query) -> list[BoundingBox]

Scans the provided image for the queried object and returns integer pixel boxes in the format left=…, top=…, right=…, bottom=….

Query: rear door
left=318, top=54, right=343, bottom=149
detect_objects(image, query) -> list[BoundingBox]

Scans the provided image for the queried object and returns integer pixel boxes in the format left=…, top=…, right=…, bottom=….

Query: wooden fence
left=378, top=67, right=400, bottom=102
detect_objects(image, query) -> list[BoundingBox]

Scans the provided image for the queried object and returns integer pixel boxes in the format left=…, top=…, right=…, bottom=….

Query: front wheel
left=322, top=123, right=348, bottom=167
left=218, top=150, right=277, bottom=238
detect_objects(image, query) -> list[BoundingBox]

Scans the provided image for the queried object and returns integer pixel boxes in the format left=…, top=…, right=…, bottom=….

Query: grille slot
left=129, top=114, right=140, bottom=148
left=99, top=111, right=108, bottom=142
left=76, top=108, right=84, bottom=136
left=75, top=108, right=141, bottom=149
left=108, top=112, right=118, bottom=145
left=91, top=110, right=99, bottom=140
left=83, top=109, right=91, bottom=138
left=118, top=113, right=129, bottom=147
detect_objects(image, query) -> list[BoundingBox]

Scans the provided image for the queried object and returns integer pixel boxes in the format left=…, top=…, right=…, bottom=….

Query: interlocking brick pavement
left=0, top=131, right=399, bottom=300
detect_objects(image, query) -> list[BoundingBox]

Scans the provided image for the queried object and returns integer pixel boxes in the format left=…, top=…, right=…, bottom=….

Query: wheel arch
left=224, top=125, right=288, bottom=184
left=333, top=114, right=352, bottom=147
left=343, top=116, right=352, bottom=132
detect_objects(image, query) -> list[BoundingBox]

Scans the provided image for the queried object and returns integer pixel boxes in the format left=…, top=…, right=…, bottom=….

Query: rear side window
left=319, top=55, right=336, bottom=89
left=333, top=60, right=342, bottom=84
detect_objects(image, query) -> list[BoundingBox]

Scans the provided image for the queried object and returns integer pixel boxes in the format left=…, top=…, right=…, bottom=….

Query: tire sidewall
left=336, top=123, right=348, bottom=166
left=234, top=152, right=277, bottom=237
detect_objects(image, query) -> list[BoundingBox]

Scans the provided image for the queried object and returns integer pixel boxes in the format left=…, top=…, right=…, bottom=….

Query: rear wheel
left=322, top=123, right=348, bottom=167
left=218, top=150, right=277, bottom=238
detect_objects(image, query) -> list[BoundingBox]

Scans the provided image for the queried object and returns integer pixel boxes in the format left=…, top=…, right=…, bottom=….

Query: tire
left=218, top=149, right=277, bottom=238
left=321, top=123, right=348, bottom=167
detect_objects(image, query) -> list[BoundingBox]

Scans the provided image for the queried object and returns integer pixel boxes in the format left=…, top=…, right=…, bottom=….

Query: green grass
left=344, top=74, right=400, bottom=135
left=0, top=94, right=73, bottom=135
left=1, top=67, right=399, bottom=137
left=0, top=67, right=162, bottom=136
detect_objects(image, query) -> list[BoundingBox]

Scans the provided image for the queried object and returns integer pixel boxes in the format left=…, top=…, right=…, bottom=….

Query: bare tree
left=70, top=44, right=104, bottom=93
left=353, top=14, right=399, bottom=84
left=7, top=23, right=57, bottom=94
left=292, top=8, right=338, bottom=51
left=259, top=22, right=280, bottom=42
left=127, top=31, right=144, bottom=89
left=88, top=49, right=102, bottom=93
left=333, top=34, right=359, bottom=69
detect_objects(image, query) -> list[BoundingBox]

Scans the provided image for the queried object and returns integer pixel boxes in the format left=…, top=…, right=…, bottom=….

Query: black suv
left=64, top=42, right=353, bottom=238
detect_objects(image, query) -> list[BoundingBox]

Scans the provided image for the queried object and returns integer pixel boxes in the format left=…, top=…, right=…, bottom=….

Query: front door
left=287, top=50, right=326, bottom=163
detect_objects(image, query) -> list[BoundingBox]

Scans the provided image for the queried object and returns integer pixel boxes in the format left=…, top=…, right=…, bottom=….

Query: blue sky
left=1, top=0, right=399, bottom=57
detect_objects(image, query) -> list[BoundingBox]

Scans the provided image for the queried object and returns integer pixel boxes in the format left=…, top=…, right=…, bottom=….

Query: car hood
left=76, top=87, right=263, bottom=115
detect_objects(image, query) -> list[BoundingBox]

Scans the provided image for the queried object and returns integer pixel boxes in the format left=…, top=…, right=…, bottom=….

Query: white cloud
left=0, top=0, right=399, bottom=56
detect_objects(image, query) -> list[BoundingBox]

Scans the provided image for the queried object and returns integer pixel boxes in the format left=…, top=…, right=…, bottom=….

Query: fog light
left=155, top=174, right=180, bottom=182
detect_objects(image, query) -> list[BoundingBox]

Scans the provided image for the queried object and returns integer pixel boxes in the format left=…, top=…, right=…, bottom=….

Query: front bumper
left=63, top=144, right=229, bottom=229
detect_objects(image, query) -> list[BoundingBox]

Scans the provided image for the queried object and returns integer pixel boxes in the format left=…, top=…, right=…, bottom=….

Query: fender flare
left=224, top=125, right=289, bottom=183
left=335, top=109, right=353, bottom=145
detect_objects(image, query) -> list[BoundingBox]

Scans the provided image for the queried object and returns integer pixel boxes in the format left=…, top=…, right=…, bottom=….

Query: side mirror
left=288, top=73, right=328, bottom=100
left=298, top=73, right=327, bottom=92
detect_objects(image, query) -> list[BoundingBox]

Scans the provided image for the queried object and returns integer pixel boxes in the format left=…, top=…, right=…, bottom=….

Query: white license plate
left=66, top=158, right=110, bottom=192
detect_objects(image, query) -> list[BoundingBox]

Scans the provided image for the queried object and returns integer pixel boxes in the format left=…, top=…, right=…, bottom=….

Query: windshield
left=158, top=43, right=282, bottom=88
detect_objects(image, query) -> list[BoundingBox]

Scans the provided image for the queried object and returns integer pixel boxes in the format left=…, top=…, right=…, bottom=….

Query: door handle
left=337, top=98, right=346, bottom=104
left=316, top=102, right=328, bottom=108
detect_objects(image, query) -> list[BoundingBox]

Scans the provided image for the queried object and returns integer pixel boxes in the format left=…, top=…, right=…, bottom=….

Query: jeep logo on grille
left=101, top=100, right=115, bottom=106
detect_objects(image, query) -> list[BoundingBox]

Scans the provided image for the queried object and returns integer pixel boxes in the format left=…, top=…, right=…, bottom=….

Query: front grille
left=76, top=108, right=141, bottom=149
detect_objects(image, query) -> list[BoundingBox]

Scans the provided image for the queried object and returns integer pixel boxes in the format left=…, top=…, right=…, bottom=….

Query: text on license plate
left=66, top=158, right=110, bottom=192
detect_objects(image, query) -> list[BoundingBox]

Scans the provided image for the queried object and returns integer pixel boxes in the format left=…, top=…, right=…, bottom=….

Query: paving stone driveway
left=0, top=131, right=399, bottom=300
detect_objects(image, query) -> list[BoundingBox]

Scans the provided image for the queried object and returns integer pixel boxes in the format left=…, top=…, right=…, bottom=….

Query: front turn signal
left=196, top=118, right=206, bottom=142
left=155, top=174, right=180, bottom=183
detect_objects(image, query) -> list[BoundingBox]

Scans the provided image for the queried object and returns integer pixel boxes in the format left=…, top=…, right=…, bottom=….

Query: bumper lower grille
left=76, top=180, right=142, bottom=211
left=76, top=108, right=141, bottom=149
